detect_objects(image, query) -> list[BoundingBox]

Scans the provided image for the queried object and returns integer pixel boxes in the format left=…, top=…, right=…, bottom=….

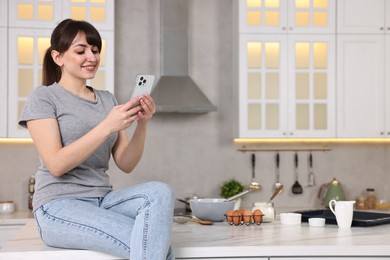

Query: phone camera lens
left=142, top=79, right=147, bottom=84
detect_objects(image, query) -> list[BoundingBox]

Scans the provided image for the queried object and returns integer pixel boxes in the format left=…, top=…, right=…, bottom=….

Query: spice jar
left=252, top=202, right=275, bottom=223
left=355, top=196, right=367, bottom=210
left=366, top=188, right=377, bottom=209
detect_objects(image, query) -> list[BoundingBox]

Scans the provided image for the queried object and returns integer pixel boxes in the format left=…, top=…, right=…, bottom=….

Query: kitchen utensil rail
left=238, top=146, right=331, bottom=152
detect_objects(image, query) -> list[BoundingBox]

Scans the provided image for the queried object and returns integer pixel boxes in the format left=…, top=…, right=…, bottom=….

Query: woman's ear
left=51, top=50, right=63, bottom=66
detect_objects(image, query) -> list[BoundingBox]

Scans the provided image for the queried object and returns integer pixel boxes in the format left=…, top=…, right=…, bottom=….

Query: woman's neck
left=58, top=78, right=95, bottom=101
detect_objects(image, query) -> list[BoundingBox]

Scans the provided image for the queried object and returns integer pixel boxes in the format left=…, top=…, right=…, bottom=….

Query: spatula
left=292, top=152, right=303, bottom=194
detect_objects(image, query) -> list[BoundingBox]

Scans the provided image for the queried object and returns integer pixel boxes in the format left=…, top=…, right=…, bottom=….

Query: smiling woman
left=16, top=19, right=175, bottom=260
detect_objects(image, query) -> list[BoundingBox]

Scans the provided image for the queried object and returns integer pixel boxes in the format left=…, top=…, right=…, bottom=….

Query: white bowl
left=190, top=198, right=235, bottom=222
left=0, top=201, right=15, bottom=214
left=309, top=217, right=326, bottom=227
left=280, top=213, right=302, bottom=225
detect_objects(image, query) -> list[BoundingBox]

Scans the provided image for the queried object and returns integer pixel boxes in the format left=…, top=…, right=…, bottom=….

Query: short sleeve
left=18, top=87, right=57, bottom=128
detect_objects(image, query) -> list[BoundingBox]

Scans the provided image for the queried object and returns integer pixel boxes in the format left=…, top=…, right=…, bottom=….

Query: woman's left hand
left=136, top=95, right=156, bottom=122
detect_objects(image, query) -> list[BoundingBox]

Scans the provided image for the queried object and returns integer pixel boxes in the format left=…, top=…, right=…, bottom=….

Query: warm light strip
left=0, top=138, right=33, bottom=144
left=233, top=138, right=390, bottom=144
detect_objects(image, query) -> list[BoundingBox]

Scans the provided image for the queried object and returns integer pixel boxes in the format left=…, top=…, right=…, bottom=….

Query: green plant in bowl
left=219, top=178, right=244, bottom=199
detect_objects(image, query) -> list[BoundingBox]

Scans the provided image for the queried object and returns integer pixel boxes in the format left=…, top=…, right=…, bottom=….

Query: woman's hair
left=42, top=19, right=102, bottom=86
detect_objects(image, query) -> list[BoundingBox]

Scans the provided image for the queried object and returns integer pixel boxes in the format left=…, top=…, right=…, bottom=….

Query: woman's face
left=58, top=32, right=100, bottom=82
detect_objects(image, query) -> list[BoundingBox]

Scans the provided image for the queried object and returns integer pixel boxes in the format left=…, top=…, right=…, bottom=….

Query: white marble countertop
left=1, top=209, right=390, bottom=259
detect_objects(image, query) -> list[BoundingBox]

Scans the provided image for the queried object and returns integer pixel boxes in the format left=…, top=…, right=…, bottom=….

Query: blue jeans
left=34, top=181, right=175, bottom=259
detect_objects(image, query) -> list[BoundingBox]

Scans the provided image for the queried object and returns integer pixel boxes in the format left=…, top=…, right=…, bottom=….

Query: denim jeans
left=34, top=181, right=175, bottom=259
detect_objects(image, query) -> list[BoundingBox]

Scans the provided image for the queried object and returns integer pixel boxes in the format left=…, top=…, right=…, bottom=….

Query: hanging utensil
left=292, top=152, right=303, bottom=194
left=268, top=185, right=284, bottom=204
left=249, top=153, right=261, bottom=190
left=273, top=152, right=283, bottom=193
left=308, top=152, right=315, bottom=187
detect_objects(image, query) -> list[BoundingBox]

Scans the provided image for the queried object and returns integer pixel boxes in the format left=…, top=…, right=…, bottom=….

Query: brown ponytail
left=41, top=19, right=102, bottom=86
left=42, top=47, right=61, bottom=86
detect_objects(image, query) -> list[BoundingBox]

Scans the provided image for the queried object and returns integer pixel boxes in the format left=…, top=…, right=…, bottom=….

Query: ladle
left=173, top=215, right=213, bottom=225
left=273, top=153, right=283, bottom=193
left=249, top=153, right=262, bottom=190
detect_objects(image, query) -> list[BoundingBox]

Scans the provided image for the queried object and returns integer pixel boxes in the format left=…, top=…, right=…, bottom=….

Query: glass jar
left=366, top=188, right=377, bottom=209
left=252, top=202, right=275, bottom=223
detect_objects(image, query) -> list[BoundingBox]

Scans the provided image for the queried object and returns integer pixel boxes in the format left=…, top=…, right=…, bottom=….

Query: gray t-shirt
left=19, top=83, right=118, bottom=210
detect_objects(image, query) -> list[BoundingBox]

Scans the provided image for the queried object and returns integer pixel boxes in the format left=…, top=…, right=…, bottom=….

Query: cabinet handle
left=290, top=132, right=294, bottom=135
left=283, top=132, right=287, bottom=135
left=380, top=132, right=385, bottom=135
left=380, top=27, right=385, bottom=31
left=289, top=27, right=293, bottom=30
left=282, top=27, right=287, bottom=30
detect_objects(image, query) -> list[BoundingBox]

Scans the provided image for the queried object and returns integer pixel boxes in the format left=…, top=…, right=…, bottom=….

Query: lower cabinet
left=0, top=224, right=24, bottom=248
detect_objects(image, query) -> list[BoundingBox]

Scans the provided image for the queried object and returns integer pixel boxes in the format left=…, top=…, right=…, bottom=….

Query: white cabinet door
left=336, top=35, right=385, bottom=137
left=239, top=0, right=335, bottom=34
left=0, top=225, right=24, bottom=248
left=238, top=34, right=335, bottom=138
left=8, top=0, right=61, bottom=29
left=239, top=34, right=288, bottom=138
left=0, top=27, right=7, bottom=138
left=288, top=34, right=336, bottom=138
left=337, top=0, right=386, bottom=34
left=8, top=28, right=52, bottom=138
left=0, top=0, right=7, bottom=27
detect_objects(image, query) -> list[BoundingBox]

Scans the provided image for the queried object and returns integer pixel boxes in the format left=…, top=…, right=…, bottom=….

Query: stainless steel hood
left=151, top=0, right=217, bottom=113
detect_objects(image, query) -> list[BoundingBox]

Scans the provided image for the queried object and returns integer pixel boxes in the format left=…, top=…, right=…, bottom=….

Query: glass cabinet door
left=62, top=0, right=114, bottom=30
left=288, top=35, right=335, bottom=137
left=239, top=0, right=335, bottom=34
left=8, top=29, right=51, bottom=138
left=288, top=0, right=335, bottom=34
left=8, top=0, right=60, bottom=28
left=239, top=0, right=287, bottom=33
left=239, top=34, right=288, bottom=138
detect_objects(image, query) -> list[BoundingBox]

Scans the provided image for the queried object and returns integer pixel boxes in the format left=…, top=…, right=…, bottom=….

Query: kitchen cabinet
left=271, top=258, right=385, bottom=260
left=0, top=0, right=7, bottom=138
left=336, top=1, right=390, bottom=138
left=337, top=0, right=390, bottom=34
left=239, top=0, right=335, bottom=34
left=237, top=0, right=336, bottom=138
left=4, top=0, right=114, bottom=138
left=238, top=33, right=335, bottom=138
left=0, top=224, right=24, bottom=248
left=336, top=35, right=387, bottom=137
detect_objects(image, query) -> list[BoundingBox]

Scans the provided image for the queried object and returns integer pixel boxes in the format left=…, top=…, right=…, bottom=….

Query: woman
left=19, top=19, right=175, bottom=259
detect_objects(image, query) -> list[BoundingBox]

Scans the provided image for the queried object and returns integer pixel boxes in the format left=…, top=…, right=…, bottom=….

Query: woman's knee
left=145, top=181, right=175, bottom=205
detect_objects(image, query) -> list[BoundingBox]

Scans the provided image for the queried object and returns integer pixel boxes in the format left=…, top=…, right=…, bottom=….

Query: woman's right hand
left=104, top=98, right=142, bottom=133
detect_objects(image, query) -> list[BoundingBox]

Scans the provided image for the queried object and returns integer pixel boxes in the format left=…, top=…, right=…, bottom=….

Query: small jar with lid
left=355, top=196, right=367, bottom=210
left=252, top=202, right=275, bottom=223
left=366, top=188, right=377, bottom=209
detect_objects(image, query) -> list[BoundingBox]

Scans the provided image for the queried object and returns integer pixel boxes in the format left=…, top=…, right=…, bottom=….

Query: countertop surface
left=1, top=209, right=390, bottom=259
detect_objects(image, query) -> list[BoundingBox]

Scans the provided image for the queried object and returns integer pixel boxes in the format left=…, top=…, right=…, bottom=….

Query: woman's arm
left=112, top=95, right=156, bottom=173
left=27, top=98, right=142, bottom=177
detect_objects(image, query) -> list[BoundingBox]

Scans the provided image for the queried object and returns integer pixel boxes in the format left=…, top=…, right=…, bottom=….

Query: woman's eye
left=76, top=51, right=85, bottom=55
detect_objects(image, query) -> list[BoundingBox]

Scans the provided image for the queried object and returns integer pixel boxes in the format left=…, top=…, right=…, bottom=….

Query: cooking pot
left=318, top=177, right=346, bottom=206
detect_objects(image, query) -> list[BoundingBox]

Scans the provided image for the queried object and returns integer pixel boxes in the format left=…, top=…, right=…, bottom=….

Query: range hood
left=151, top=0, right=217, bottom=113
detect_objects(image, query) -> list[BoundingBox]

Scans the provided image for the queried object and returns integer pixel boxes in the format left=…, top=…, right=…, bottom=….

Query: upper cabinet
left=337, top=0, right=390, bottom=34
left=336, top=0, right=390, bottom=138
left=0, top=1, right=7, bottom=138
left=237, top=0, right=336, bottom=138
left=239, top=0, right=335, bottom=34
left=4, top=0, right=114, bottom=138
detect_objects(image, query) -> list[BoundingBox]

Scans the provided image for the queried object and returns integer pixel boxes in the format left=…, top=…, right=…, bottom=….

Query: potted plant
left=220, top=178, right=245, bottom=209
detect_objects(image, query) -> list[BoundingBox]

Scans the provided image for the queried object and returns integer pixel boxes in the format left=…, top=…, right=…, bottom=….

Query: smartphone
left=131, top=74, right=155, bottom=99
left=129, top=74, right=155, bottom=112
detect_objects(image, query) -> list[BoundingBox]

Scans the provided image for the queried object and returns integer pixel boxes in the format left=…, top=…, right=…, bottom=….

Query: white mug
left=329, top=200, right=355, bottom=228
